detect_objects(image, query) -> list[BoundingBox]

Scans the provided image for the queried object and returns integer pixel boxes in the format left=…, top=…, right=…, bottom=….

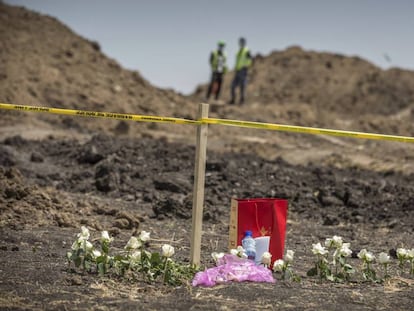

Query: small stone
left=113, top=218, right=130, bottom=229
left=67, top=275, right=82, bottom=286
left=322, top=216, right=339, bottom=226
left=109, top=227, right=121, bottom=236
left=78, top=145, right=104, bottom=164
left=387, top=219, right=398, bottom=229
left=321, top=195, right=343, bottom=207
left=113, top=84, right=122, bottom=92
left=30, top=152, right=44, bottom=163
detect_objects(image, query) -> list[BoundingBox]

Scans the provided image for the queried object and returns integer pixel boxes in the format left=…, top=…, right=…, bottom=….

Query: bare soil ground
left=1, top=133, right=413, bottom=310
left=1, top=2, right=414, bottom=310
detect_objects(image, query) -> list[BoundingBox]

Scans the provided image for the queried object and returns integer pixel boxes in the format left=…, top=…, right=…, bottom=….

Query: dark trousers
left=206, top=72, right=223, bottom=100
left=231, top=68, right=248, bottom=104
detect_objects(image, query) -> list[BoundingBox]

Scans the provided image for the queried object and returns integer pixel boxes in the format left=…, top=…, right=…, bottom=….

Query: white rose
left=285, top=250, right=294, bottom=263
left=332, top=236, right=343, bottom=247
left=312, top=243, right=328, bottom=256
left=125, top=236, right=142, bottom=250
left=84, top=241, right=94, bottom=251
left=365, top=252, right=375, bottom=263
left=162, top=244, right=175, bottom=258
left=92, top=249, right=102, bottom=258
left=325, top=235, right=343, bottom=248
left=406, top=249, right=414, bottom=260
left=129, top=251, right=142, bottom=263
left=358, top=249, right=374, bottom=262
left=211, top=252, right=225, bottom=262
left=101, top=231, right=113, bottom=243
left=139, top=231, right=150, bottom=242
left=378, top=252, right=391, bottom=265
left=357, top=249, right=367, bottom=259
left=338, top=244, right=352, bottom=257
left=273, top=259, right=285, bottom=272
left=230, top=249, right=238, bottom=256
left=77, top=226, right=90, bottom=240
left=236, top=246, right=246, bottom=258
left=261, top=252, right=272, bottom=266
left=396, top=248, right=408, bottom=260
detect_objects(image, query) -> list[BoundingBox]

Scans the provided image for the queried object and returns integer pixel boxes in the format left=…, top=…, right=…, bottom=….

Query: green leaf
left=102, top=242, right=109, bottom=255
left=114, top=254, right=126, bottom=261
left=336, top=272, right=345, bottom=280
left=84, top=260, right=92, bottom=272
left=74, top=256, right=82, bottom=268
left=150, top=252, right=162, bottom=266
left=96, top=255, right=107, bottom=265
left=98, top=262, right=105, bottom=276
left=343, top=264, right=355, bottom=274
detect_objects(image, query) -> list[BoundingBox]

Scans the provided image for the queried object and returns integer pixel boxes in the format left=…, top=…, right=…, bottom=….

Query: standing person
left=206, top=41, right=227, bottom=101
left=230, top=37, right=252, bottom=105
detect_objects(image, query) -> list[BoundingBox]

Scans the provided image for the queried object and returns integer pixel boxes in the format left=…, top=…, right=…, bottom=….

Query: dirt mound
left=2, top=2, right=414, bottom=139
left=0, top=2, right=197, bottom=135
left=1, top=3, right=414, bottom=177
left=0, top=162, right=142, bottom=232
left=194, top=46, right=414, bottom=136
left=0, top=166, right=73, bottom=228
left=250, top=46, right=414, bottom=116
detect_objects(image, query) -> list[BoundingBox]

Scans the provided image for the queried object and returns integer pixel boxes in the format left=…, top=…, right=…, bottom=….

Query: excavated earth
left=1, top=2, right=414, bottom=310
left=1, top=133, right=414, bottom=310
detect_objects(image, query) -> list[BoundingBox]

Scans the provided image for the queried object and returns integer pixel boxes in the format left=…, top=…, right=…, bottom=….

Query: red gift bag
left=228, top=198, right=288, bottom=264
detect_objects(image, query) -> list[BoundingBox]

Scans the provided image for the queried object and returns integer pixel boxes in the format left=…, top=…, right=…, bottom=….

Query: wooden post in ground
left=190, top=103, right=209, bottom=266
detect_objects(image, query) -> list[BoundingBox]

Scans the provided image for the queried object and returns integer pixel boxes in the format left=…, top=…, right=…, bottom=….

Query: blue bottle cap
left=245, top=230, right=252, bottom=237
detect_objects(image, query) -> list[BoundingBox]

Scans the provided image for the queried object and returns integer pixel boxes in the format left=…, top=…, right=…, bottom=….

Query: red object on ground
left=229, top=198, right=288, bottom=265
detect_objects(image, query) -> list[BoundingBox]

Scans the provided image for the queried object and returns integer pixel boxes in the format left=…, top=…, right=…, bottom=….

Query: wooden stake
left=190, top=103, right=209, bottom=266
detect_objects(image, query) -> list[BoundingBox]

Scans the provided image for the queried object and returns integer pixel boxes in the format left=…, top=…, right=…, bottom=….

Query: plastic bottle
left=242, top=230, right=256, bottom=261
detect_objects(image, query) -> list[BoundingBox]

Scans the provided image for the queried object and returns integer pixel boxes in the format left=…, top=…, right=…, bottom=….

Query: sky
left=6, top=0, right=414, bottom=94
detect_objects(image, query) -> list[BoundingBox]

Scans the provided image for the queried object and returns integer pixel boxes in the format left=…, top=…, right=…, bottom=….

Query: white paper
left=254, top=236, right=270, bottom=265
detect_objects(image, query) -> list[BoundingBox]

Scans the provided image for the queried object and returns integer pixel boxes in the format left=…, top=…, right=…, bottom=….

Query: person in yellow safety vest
left=206, top=40, right=227, bottom=101
left=229, top=37, right=252, bottom=105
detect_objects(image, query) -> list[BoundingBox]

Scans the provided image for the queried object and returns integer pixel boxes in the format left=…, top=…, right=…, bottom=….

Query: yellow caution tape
left=1, top=102, right=414, bottom=143
left=0, top=103, right=200, bottom=125
left=203, top=118, right=414, bottom=143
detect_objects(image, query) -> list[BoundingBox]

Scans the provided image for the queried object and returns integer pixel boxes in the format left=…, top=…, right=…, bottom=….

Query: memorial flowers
left=67, top=227, right=198, bottom=286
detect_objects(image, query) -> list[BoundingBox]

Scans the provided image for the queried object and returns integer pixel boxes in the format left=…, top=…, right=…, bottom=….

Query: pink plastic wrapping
left=192, top=254, right=275, bottom=287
